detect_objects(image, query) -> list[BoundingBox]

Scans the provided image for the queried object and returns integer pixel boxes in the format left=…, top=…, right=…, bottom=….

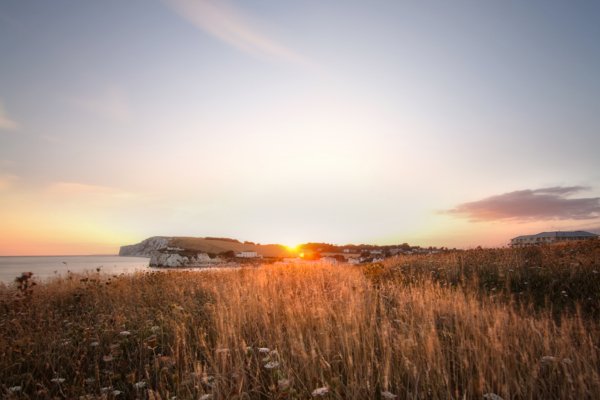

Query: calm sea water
left=0, top=255, right=150, bottom=285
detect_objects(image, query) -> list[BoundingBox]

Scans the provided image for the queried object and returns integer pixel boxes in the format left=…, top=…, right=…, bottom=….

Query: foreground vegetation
left=1, top=242, right=599, bottom=399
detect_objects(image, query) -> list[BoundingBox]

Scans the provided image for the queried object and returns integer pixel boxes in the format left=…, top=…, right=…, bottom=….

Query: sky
left=1, top=0, right=600, bottom=255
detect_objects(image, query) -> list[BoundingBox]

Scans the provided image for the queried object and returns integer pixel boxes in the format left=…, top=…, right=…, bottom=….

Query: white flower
left=9, top=386, right=22, bottom=392
left=264, top=361, right=280, bottom=369
left=112, top=390, right=123, bottom=396
left=312, top=386, right=329, bottom=397
left=133, top=381, right=147, bottom=389
left=150, top=326, right=160, bottom=333
left=51, top=378, right=65, bottom=384
left=381, top=391, right=397, bottom=399
left=199, top=395, right=213, bottom=400
left=119, top=331, right=131, bottom=337
left=100, top=386, right=113, bottom=393
left=90, top=341, right=100, bottom=347
left=258, top=347, right=270, bottom=353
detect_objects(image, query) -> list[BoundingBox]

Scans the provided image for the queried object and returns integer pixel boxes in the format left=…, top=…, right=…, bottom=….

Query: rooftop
left=512, top=231, right=599, bottom=241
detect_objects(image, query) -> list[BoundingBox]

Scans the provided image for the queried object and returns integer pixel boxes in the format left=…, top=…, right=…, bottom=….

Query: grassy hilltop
left=1, top=241, right=599, bottom=399
left=170, top=237, right=293, bottom=258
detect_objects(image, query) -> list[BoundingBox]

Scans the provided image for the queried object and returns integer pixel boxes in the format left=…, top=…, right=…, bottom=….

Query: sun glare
left=285, top=244, right=300, bottom=252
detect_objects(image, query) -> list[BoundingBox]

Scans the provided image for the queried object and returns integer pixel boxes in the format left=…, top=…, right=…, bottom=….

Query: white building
left=236, top=251, right=261, bottom=258
left=510, top=231, right=598, bottom=247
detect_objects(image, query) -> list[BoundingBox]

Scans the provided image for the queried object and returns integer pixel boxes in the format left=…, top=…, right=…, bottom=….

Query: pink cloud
left=446, top=186, right=600, bottom=222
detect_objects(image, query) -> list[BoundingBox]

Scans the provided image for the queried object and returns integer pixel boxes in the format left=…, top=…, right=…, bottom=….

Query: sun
left=284, top=244, right=300, bottom=252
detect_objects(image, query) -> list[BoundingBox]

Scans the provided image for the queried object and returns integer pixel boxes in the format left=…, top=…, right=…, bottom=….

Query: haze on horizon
left=1, top=0, right=600, bottom=255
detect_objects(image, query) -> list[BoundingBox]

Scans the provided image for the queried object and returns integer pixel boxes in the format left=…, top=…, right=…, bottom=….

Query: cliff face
left=149, top=252, right=220, bottom=268
left=118, top=237, right=170, bottom=257
left=119, top=237, right=222, bottom=268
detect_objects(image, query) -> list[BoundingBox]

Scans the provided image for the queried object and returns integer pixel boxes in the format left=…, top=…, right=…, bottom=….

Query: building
left=510, top=231, right=598, bottom=247
left=236, top=251, right=261, bottom=258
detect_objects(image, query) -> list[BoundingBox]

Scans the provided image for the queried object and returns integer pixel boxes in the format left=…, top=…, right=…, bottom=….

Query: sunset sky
left=1, top=0, right=600, bottom=255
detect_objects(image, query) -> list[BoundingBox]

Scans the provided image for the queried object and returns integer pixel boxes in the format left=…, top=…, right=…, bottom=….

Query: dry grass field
left=1, top=241, right=599, bottom=399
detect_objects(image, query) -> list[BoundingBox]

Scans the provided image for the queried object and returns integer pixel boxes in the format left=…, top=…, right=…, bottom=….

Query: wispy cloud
left=0, top=100, right=19, bottom=131
left=0, top=173, right=18, bottom=190
left=39, top=134, right=61, bottom=143
left=47, top=182, right=134, bottom=199
left=164, top=0, right=309, bottom=65
left=446, top=186, right=600, bottom=222
left=69, top=86, right=130, bottom=121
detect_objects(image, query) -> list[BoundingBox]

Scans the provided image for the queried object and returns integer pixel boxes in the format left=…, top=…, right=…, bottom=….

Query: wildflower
left=312, top=386, right=329, bottom=397
left=9, top=386, right=22, bottom=392
left=112, top=390, right=123, bottom=396
left=258, top=347, right=270, bottom=353
left=90, top=341, right=100, bottom=347
left=264, top=361, right=280, bottom=369
left=100, top=386, right=113, bottom=393
left=278, top=379, right=291, bottom=391
left=133, top=381, right=147, bottom=389
left=119, top=331, right=131, bottom=337
left=483, top=394, right=504, bottom=400
left=51, top=378, right=65, bottom=384
left=150, top=325, right=160, bottom=333
left=199, top=395, right=213, bottom=400
left=381, top=391, right=397, bottom=399
left=84, top=378, right=95, bottom=384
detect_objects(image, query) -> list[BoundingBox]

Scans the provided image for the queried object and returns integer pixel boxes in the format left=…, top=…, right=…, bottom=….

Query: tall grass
left=1, top=243, right=599, bottom=399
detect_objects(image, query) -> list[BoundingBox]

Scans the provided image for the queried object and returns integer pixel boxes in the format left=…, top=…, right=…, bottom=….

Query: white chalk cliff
left=149, top=252, right=219, bottom=268
left=119, top=237, right=221, bottom=268
left=119, top=237, right=170, bottom=257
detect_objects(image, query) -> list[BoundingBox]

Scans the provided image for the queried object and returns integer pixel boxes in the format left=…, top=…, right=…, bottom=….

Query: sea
left=0, top=255, right=151, bottom=285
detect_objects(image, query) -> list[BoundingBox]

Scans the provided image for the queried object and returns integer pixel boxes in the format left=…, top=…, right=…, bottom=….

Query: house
left=236, top=251, right=261, bottom=258
left=510, top=231, right=598, bottom=247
